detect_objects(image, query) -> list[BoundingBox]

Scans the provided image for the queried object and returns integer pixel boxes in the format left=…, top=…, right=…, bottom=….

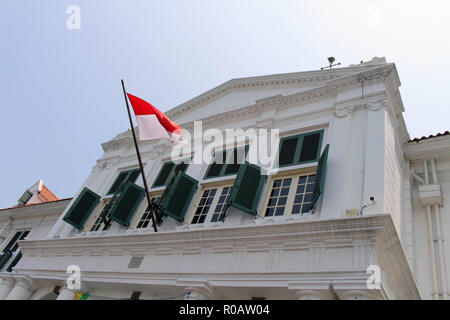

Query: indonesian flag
left=127, top=93, right=182, bottom=145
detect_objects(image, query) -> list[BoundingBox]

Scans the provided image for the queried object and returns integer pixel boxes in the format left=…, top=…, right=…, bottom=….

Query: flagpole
left=121, top=79, right=158, bottom=232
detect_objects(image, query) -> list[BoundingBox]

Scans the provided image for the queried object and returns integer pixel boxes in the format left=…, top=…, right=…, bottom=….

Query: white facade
left=1, top=57, right=448, bottom=299
left=0, top=199, right=70, bottom=300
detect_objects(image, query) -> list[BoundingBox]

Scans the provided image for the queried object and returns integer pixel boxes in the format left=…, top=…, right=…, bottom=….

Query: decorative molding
left=102, top=64, right=396, bottom=148
left=17, top=214, right=420, bottom=299
left=334, top=106, right=354, bottom=118
left=165, top=64, right=394, bottom=120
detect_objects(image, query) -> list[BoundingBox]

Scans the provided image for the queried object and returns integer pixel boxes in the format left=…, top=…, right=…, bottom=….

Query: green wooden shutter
left=2, top=232, right=22, bottom=253
left=161, top=172, right=198, bottom=222
left=230, top=163, right=266, bottom=215
left=17, top=190, right=33, bottom=206
left=63, top=188, right=101, bottom=230
left=0, top=250, right=12, bottom=269
left=311, top=144, right=329, bottom=208
left=6, top=252, right=22, bottom=272
left=109, top=182, right=145, bottom=227
left=153, top=162, right=175, bottom=187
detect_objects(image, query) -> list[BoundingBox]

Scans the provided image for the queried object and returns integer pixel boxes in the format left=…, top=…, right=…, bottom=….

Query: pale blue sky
left=1, top=0, right=449, bottom=208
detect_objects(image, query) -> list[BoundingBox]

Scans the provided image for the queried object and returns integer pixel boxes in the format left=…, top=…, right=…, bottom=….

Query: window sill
left=252, top=213, right=317, bottom=225
left=270, top=162, right=318, bottom=176
left=200, top=175, right=237, bottom=186
left=177, top=222, right=224, bottom=231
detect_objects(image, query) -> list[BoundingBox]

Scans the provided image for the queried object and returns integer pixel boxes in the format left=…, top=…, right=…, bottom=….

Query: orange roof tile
left=38, top=184, right=59, bottom=202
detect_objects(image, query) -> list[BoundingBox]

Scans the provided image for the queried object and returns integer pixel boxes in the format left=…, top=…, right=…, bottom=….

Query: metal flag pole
left=121, top=79, right=158, bottom=232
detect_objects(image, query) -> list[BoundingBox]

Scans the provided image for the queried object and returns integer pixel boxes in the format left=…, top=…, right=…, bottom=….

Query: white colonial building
left=1, top=57, right=449, bottom=300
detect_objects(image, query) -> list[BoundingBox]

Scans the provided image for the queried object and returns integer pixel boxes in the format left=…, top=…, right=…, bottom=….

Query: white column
left=5, top=279, right=34, bottom=300
left=426, top=204, right=440, bottom=300
left=56, top=287, right=76, bottom=300
left=0, top=277, right=15, bottom=300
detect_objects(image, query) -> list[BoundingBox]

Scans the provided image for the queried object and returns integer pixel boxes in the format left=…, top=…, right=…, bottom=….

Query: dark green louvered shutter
left=109, top=182, right=145, bottom=227
left=161, top=172, right=198, bottom=222
left=230, top=163, right=266, bottom=215
left=0, top=250, right=12, bottom=269
left=311, top=144, right=329, bottom=208
left=17, top=190, right=33, bottom=206
left=6, top=252, right=22, bottom=272
left=63, top=188, right=100, bottom=230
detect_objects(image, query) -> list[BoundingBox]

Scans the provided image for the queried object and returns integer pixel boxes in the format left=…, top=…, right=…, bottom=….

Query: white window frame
left=186, top=180, right=235, bottom=224
left=84, top=198, right=115, bottom=232
left=259, top=166, right=317, bottom=218
left=130, top=191, right=164, bottom=229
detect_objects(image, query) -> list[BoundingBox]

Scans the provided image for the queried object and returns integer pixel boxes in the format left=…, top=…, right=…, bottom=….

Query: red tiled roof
left=38, top=184, right=59, bottom=202
left=408, top=131, right=450, bottom=143
left=0, top=198, right=72, bottom=212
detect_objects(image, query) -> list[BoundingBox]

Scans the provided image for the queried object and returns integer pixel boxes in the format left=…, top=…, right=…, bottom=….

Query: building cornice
left=166, top=64, right=394, bottom=120
left=18, top=214, right=419, bottom=299
left=0, top=199, right=71, bottom=222
left=102, top=64, right=396, bottom=150
left=405, top=135, right=450, bottom=160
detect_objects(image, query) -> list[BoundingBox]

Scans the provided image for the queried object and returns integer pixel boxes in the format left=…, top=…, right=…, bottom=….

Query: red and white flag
left=127, top=93, right=182, bottom=145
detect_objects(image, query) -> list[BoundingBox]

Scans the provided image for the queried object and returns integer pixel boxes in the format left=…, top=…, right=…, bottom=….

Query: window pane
left=224, top=147, right=246, bottom=175
left=299, top=133, right=321, bottom=162
left=291, top=173, right=316, bottom=215
left=107, top=172, right=129, bottom=194
left=273, top=179, right=282, bottom=188
left=280, top=188, right=290, bottom=196
left=298, top=176, right=307, bottom=184
left=128, top=169, right=141, bottom=184
left=270, top=188, right=280, bottom=197
left=296, top=184, right=305, bottom=193
left=268, top=198, right=277, bottom=207
left=277, top=197, right=287, bottom=206
left=279, top=137, right=298, bottom=165
left=135, top=196, right=160, bottom=229
left=153, top=162, right=175, bottom=187
left=265, top=207, right=275, bottom=216
left=265, top=177, right=292, bottom=217
left=211, top=187, right=232, bottom=223
left=275, top=207, right=285, bottom=216
left=192, top=188, right=217, bottom=224
left=206, top=151, right=225, bottom=178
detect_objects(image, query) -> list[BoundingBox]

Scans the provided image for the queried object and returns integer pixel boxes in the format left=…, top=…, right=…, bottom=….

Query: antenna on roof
left=321, top=57, right=341, bottom=70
